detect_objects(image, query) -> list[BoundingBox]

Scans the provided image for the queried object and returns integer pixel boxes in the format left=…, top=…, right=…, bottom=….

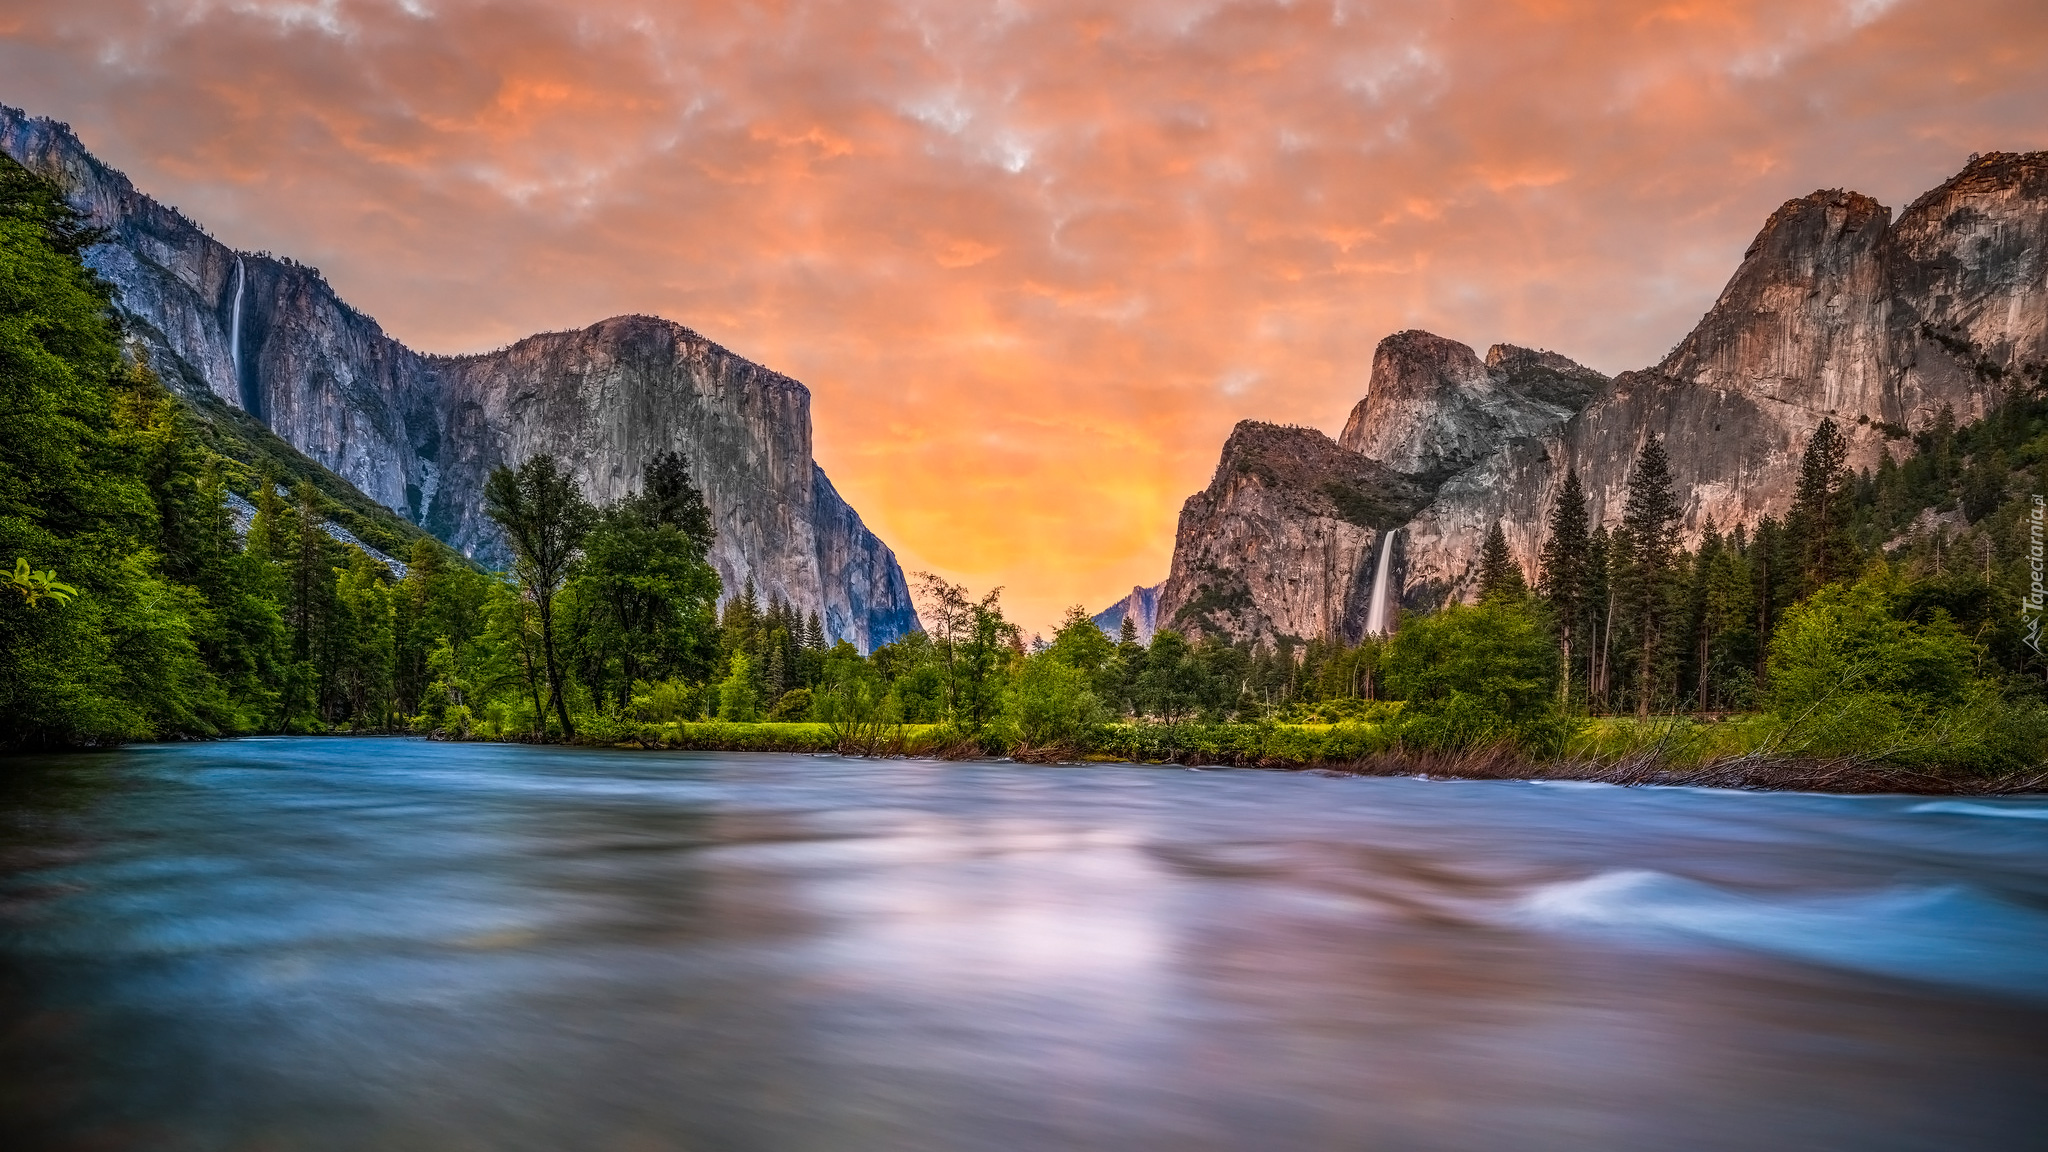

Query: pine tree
left=1684, top=520, right=1720, bottom=709
left=391, top=536, right=444, bottom=720
left=1539, top=468, right=1591, bottom=705
left=1873, top=448, right=1905, bottom=536
left=1620, top=437, right=1680, bottom=720
left=1112, top=614, right=1147, bottom=717
left=1698, top=525, right=1755, bottom=711
left=1476, top=522, right=1529, bottom=603
left=279, top=479, right=331, bottom=728
left=1584, top=524, right=1611, bottom=710
left=801, top=611, right=826, bottom=686
left=1787, top=418, right=1855, bottom=593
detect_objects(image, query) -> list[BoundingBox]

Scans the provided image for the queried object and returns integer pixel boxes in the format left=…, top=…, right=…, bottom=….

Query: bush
left=768, top=687, right=812, bottom=720
left=1010, top=652, right=1106, bottom=749
left=812, top=665, right=898, bottom=754
left=1380, top=600, right=1571, bottom=753
left=1761, top=569, right=2047, bottom=770
left=631, top=677, right=702, bottom=723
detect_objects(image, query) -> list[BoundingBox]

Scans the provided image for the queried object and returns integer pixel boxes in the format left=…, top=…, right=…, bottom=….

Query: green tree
left=717, top=650, right=763, bottom=721
left=569, top=451, right=721, bottom=712
left=1584, top=524, right=1613, bottom=710
left=0, top=152, right=219, bottom=744
left=485, top=454, right=593, bottom=737
left=1136, top=629, right=1210, bottom=725
left=1539, top=467, right=1592, bottom=706
left=956, top=587, right=1019, bottom=732
left=913, top=571, right=975, bottom=718
left=330, top=547, right=395, bottom=727
left=1872, top=448, right=1906, bottom=537
left=1788, top=418, right=1856, bottom=593
left=1692, top=522, right=1756, bottom=710
left=1011, top=651, right=1107, bottom=748
left=1619, top=436, right=1681, bottom=719
left=1762, top=565, right=2044, bottom=768
left=1476, top=521, right=1528, bottom=603
left=1047, top=604, right=1115, bottom=672
left=1381, top=599, right=1564, bottom=751
left=1103, top=615, right=1149, bottom=716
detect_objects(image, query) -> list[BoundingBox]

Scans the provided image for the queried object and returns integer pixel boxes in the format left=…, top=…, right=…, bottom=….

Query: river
left=3, top=739, right=2045, bottom=1150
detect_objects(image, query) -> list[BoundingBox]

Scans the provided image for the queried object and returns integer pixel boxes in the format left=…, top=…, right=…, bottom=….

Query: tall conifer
left=1788, top=418, right=1855, bottom=592
left=1539, top=468, right=1591, bottom=704
left=1584, top=525, right=1612, bottom=709
left=1476, top=522, right=1528, bottom=603
left=1620, top=437, right=1680, bottom=720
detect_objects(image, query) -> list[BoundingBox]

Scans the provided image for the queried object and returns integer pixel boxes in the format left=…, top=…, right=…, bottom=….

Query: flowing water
left=1364, top=529, right=1396, bottom=635
left=228, top=255, right=245, bottom=399
left=3, top=740, right=2046, bottom=1151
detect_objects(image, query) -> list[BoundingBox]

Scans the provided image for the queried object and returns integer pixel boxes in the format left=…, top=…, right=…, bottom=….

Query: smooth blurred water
left=3, top=740, right=2047, bottom=1151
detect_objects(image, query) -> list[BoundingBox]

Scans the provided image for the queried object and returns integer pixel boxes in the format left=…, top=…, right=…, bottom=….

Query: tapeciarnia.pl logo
left=2027, top=495, right=2045, bottom=656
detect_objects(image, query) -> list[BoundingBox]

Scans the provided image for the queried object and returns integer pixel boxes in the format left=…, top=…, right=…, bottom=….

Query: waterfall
left=229, top=255, right=246, bottom=396
left=1364, top=529, right=1397, bottom=635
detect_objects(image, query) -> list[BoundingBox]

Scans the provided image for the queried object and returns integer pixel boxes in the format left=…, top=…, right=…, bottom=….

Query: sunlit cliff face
left=2, top=0, right=2044, bottom=631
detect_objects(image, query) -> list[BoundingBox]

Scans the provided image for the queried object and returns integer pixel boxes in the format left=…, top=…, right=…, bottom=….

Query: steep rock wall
left=1154, top=422, right=1425, bottom=643
left=1091, top=585, right=1160, bottom=644
left=1338, top=332, right=1606, bottom=480
left=1163, top=152, right=2047, bottom=635
left=1, top=105, right=917, bottom=650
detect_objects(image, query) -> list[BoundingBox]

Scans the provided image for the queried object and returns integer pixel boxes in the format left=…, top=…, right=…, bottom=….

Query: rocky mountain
left=0, top=105, right=919, bottom=651
left=1154, top=152, right=2048, bottom=645
left=1154, top=422, right=1428, bottom=642
left=1090, top=584, right=1159, bottom=644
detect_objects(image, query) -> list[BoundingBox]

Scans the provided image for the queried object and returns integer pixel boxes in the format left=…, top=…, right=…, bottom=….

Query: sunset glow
left=4, top=0, right=2044, bottom=631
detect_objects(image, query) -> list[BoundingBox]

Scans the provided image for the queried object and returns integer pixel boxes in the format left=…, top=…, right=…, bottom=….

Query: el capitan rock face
left=1155, top=153, right=2048, bottom=644
left=1, top=105, right=918, bottom=651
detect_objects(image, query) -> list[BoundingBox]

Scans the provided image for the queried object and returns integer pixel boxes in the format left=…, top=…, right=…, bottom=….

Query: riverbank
left=504, top=718, right=2048, bottom=796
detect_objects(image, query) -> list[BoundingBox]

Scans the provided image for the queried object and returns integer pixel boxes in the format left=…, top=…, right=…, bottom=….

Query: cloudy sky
left=3, top=0, right=2044, bottom=631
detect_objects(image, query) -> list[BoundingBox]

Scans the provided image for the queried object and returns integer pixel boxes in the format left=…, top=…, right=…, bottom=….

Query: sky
left=2, top=0, right=2045, bottom=634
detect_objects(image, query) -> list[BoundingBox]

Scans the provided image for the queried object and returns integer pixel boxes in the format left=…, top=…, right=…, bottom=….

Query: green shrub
left=1380, top=600, right=1571, bottom=753
left=769, top=687, right=813, bottom=721
left=1761, top=569, right=2046, bottom=770
left=1010, top=652, right=1107, bottom=748
left=631, top=677, right=702, bottom=723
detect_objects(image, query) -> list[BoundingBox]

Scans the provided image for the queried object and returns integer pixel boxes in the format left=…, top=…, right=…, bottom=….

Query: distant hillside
left=1091, top=583, right=1159, bottom=644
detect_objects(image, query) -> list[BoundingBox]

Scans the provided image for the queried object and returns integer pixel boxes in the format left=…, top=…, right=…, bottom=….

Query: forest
left=4, top=149, right=2047, bottom=782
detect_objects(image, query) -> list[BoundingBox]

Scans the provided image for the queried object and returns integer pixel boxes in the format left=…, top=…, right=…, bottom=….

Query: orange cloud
left=1, top=0, right=2045, bottom=634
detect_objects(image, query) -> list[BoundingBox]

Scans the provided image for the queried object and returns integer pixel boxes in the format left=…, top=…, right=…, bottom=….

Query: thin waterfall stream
left=228, top=254, right=245, bottom=395
left=1363, top=528, right=1396, bottom=634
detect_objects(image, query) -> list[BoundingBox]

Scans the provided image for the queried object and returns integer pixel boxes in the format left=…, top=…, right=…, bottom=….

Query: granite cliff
left=1091, top=585, right=1160, bottom=644
left=0, top=105, right=918, bottom=650
left=1154, top=422, right=1427, bottom=642
left=1153, top=152, right=2048, bottom=644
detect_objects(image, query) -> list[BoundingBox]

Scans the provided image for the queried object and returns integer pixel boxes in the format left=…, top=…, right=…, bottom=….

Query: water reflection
left=3, top=740, right=2045, bottom=1150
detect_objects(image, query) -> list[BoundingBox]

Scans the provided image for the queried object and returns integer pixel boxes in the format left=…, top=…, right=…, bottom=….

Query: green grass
left=475, top=712, right=2047, bottom=793
left=567, top=717, right=1403, bottom=763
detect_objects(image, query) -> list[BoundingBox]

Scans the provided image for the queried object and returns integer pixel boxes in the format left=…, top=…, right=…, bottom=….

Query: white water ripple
left=1521, top=869, right=2048, bottom=1001
left=1908, top=800, right=2048, bottom=820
